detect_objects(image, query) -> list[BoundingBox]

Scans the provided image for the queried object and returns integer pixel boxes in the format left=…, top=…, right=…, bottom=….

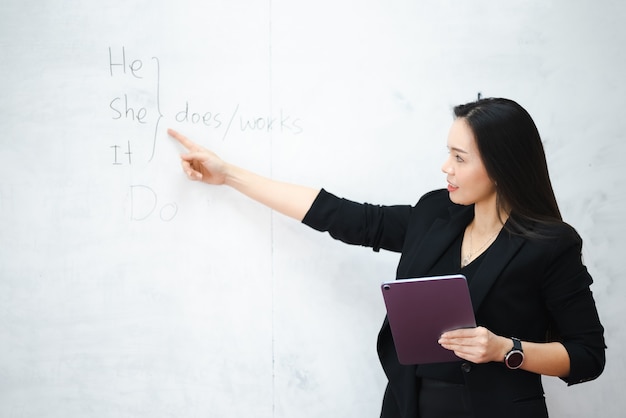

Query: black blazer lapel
left=403, top=202, right=526, bottom=314
left=468, top=229, right=526, bottom=312
left=404, top=204, right=474, bottom=277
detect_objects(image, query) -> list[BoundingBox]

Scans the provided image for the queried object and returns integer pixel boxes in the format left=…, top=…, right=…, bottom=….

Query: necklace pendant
left=461, top=255, right=470, bottom=267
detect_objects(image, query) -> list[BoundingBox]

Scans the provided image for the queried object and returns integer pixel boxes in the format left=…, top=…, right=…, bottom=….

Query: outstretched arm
left=168, top=129, right=320, bottom=221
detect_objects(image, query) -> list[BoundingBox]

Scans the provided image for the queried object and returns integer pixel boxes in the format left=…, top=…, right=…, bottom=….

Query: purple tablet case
left=381, top=274, right=476, bottom=365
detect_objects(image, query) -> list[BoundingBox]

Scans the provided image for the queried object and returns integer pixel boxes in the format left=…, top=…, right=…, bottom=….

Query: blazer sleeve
left=301, top=188, right=413, bottom=253
left=540, top=226, right=606, bottom=385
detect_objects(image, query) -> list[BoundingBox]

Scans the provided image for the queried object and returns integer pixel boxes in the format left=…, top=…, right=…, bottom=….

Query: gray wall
left=1, top=0, right=623, bottom=416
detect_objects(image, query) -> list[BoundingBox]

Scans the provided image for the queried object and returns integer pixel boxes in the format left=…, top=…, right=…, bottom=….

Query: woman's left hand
left=438, top=326, right=509, bottom=364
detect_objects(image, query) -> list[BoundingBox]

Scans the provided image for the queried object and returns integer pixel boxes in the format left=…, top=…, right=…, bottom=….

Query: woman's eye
left=455, top=155, right=464, bottom=162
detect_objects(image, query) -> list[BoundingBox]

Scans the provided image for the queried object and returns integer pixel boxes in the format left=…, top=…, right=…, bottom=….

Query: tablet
left=381, top=274, right=476, bottom=365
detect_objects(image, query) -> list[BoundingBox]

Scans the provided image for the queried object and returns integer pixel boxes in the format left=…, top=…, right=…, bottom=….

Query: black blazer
left=303, top=189, right=606, bottom=418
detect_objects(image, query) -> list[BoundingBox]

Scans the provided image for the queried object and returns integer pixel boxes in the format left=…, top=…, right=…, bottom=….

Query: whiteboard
left=1, top=1, right=624, bottom=417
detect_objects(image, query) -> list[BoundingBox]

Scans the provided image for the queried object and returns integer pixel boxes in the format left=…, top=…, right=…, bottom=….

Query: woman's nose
left=441, top=159, right=452, bottom=174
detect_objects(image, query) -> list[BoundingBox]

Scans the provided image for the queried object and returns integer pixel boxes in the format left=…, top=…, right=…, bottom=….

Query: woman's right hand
left=168, top=128, right=228, bottom=185
left=168, top=128, right=320, bottom=220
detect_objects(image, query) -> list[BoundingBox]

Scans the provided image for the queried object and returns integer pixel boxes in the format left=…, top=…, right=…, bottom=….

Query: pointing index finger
left=168, top=128, right=197, bottom=150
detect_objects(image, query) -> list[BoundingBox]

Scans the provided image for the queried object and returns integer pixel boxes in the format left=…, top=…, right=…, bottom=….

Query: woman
left=168, top=97, right=606, bottom=417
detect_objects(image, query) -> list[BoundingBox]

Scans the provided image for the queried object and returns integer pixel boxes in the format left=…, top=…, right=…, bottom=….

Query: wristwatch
left=504, top=337, right=524, bottom=369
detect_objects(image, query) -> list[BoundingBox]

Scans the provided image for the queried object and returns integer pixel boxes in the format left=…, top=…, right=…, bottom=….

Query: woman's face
left=441, top=118, right=496, bottom=207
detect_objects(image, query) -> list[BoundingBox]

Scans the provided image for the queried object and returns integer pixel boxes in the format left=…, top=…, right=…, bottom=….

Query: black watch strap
left=511, top=337, right=522, bottom=351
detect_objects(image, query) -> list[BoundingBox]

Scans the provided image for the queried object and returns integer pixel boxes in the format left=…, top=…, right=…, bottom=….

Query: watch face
left=506, top=351, right=524, bottom=369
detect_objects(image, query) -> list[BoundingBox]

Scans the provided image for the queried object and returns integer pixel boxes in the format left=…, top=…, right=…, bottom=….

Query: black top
left=415, top=232, right=487, bottom=383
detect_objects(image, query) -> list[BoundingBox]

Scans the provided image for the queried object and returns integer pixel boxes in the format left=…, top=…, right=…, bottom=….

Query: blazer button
left=461, top=362, right=472, bottom=373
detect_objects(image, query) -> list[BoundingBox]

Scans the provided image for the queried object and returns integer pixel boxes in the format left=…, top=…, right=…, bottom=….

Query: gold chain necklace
left=461, top=224, right=500, bottom=268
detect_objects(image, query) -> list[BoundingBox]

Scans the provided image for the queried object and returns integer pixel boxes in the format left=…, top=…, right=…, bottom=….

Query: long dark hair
left=453, top=97, right=563, bottom=235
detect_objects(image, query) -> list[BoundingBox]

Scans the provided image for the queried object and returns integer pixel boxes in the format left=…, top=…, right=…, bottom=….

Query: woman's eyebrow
left=448, top=146, right=469, bottom=154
